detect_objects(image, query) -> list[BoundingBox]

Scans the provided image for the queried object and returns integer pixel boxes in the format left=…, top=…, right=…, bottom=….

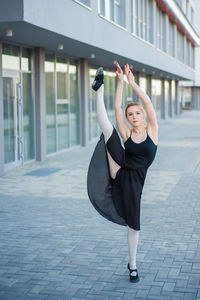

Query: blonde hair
left=125, top=102, right=145, bottom=118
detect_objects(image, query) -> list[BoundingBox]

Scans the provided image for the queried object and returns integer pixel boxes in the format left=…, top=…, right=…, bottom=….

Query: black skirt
left=87, top=129, right=148, bottom=230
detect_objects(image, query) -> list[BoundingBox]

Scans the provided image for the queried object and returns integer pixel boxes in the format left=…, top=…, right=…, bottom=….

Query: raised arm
left=114, top=63, right=130, bottom=142
left=124, top=64, right=158, bottom=142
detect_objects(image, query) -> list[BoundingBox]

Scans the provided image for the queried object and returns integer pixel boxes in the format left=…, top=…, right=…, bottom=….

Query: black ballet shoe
left=128, top=263, right=139, bottom=283
left=92, top=67, right=104, bottom=91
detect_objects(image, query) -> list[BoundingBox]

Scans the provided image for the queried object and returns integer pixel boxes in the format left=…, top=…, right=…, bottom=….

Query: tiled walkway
left=0, top=110, right=200, bottom=300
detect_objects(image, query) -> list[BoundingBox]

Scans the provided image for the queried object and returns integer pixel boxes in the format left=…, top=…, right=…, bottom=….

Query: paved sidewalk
left=0, top=110, right=200, bottom=300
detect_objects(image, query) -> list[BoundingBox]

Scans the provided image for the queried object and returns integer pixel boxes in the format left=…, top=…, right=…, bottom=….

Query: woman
left=87, top=63, right=158, bottom=282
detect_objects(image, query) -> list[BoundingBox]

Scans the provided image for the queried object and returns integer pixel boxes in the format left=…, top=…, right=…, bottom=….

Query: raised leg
left=96, top=85, right=120, bottom=179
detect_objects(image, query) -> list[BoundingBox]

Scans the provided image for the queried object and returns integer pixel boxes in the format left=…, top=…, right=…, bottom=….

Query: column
left=135, top=72, right=140, bottom=102
left=175, top=80, right=179, bottom=115
left=79, top=59, right=89, bottom=147
left=161, top=79, right=165, bottom=119
left=147, top=75, right=152, bottom=99
left=34, top=47, right=46, bottom=161
left=0, top=40, right=4, bottom=175
left=169, top=80, right=172, bottom=117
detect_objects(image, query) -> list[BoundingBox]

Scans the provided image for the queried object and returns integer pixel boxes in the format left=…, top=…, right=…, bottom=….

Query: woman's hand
left=115, top=62, right=124, bottom=83
left=124, top=64, right=135, bottom=84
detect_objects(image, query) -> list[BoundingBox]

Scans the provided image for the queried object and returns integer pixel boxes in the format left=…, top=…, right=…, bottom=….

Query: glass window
left=2, top=44, right=20, bottom=70
left=109, top=0, right=114, bottom=21
left=156, top=10, right=160, bottom=48
left=101, top=0, right=125, bottom=27
left=45, top=54, right=80, bottom=153
left=139, top=0, right=143, bottom=38
left=3, top=44, right=35, bottom=165
left=148, top=0, right=154, bottom=44
left=186, top=0, right=189, bottom=18
left=133, top=0, right=139, bottom=36
left=56, top=57, right=68, bottom=100
left=100, top=0, right=105, bottom=15
left=115, top=1, right=120, bottom=25
left=3, top=77, right=15, bottom=163
left=22, top=73, right=34, bottom=161
left=177, top=30, right=184, bottom=63
left=69, top=61, right=80, bottom=146
left=191, top=7, right=194, bottom=25
left=45, top=54, right=56, bottom=154
left=144, top=0, right=148, bottom=41
left=191, top=45, right=195, bottom=68
left=175, top=0, right=182, bottom=8
left=152, top=79, right=162, bottom=118
left=88, top=69, right=98, bottom=140
left=57, top=104, right=69, bottom=150
left=168, top=21, right=174, bottom=56
left=22, top=48, right=32, bottom=72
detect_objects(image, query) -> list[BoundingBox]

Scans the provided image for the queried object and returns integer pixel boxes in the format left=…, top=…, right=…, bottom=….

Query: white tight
left=96, top=84, right=139, bottom=270
left=96, top=85, right=120, bottom=180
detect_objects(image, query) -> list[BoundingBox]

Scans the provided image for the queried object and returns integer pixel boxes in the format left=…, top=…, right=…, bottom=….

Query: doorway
left=3, top=72, right=23, bottom=170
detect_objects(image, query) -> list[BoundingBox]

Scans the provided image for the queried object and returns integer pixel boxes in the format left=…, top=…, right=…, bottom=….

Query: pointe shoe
left=92, top=67, right=104, bottom=91
left=127, top=263, right=139, bottom=283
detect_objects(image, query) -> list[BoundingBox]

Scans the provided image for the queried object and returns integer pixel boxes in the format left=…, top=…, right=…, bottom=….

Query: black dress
left=87, top=127, right=157, bottom=231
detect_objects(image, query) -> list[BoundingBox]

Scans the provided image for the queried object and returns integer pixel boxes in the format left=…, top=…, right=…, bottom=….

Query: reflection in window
left=23, top=73, right=34, bottom=161
left=2, top=44, right=20, bottom=70
left=132, top=0, right=154, bottom=44
left=99, top=0, right=125, bottom=28
left=69, top=61, right=80, bottom=146
left=45, top=54, right=80, bottom=154
left=56, top=57, right=68, bottom=100
left=152, top=79, right=162, bottom=118
left=45, top=54, right=56, bottom=154
left=57, top=104, right=69, bottom=150
left=22, top=48, right=32, bottom=71
left=177, top=30, right=184, bottom=63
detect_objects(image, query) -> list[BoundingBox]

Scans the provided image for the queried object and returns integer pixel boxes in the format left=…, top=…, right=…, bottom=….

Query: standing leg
left=127, top=226, right=139, bottom=281
left=96, top=83, right=120, bottom=179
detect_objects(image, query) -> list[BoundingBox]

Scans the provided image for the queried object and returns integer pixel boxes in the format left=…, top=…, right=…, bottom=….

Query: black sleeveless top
left=124, top=131, right=157, bottom=169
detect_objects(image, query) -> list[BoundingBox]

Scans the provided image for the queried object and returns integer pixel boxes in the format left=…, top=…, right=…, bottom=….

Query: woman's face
left=126, top=106, right=144, bottom=127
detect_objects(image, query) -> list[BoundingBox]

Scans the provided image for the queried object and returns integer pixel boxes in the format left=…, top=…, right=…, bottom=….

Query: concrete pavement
left=0, top=110, right=200, bottom=299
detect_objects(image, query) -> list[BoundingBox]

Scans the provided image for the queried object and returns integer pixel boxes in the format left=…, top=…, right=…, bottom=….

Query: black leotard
left=87, top=127, right=157, bottom=230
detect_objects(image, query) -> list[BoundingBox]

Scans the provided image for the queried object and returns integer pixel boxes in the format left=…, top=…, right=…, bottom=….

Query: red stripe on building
left=155, top=0, right=195, bottom=47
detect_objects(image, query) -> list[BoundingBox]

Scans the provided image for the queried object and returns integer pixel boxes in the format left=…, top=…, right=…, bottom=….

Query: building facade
left=0, top=0, right=199, bottom=175
left=178, top=0, right=200, bottom=109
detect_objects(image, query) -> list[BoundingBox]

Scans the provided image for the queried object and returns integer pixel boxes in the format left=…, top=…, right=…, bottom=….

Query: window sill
left=98, top=14, right=127, bottom=32
left=72, top=0, right=92, bottom=11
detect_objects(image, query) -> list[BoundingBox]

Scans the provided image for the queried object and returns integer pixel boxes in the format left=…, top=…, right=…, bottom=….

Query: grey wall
left=21, top=0, right=195, bottom=80
left=0, top=0, right=23, bottom=21
left=0, top=0, right=197, bottom=81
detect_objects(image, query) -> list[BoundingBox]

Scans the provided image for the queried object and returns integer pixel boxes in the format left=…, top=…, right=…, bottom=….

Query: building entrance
left=3, top=72, right=23, bottom=170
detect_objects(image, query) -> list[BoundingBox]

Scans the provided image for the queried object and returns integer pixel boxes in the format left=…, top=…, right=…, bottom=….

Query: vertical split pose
left=87, top=63, right=158, bottom=282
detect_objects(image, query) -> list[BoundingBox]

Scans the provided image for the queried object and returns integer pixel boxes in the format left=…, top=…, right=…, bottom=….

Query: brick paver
left=0, top=110, right=200, bottom=299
